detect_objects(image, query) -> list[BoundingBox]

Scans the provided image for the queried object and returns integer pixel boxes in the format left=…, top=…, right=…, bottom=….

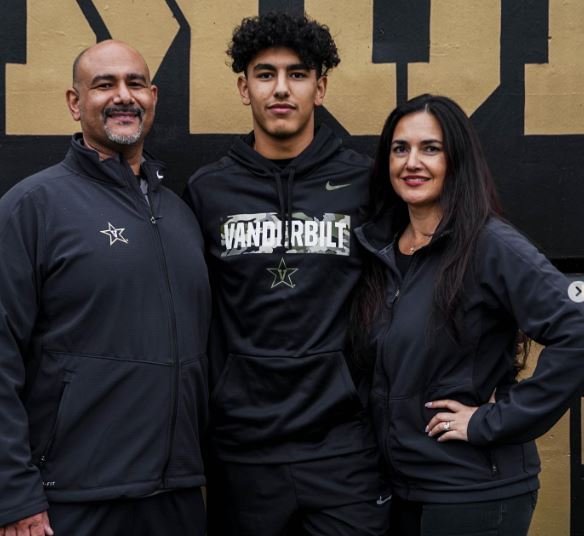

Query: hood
left=355, top=205, right=404, bottom=257
left=228, top=123, right=341, bottom=178
left=227, top=124, right=342, bottom=242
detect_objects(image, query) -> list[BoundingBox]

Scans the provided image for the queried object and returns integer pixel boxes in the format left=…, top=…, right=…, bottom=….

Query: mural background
left=1, top=1, right=582, bottom=534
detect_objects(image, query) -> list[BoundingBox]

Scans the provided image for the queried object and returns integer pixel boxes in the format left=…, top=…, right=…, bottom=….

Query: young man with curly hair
left=184, top=12, right=391, bottom=536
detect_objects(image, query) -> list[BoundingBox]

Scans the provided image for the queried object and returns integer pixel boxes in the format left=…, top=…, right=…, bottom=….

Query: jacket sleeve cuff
left=0, top=497, right=49, bottom=528
left=467, top=403, right=495, bottom=446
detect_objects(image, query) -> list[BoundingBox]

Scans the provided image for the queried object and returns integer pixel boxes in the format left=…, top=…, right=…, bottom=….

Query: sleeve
left=181, top=173, right=228, bottom=388
left=0, top=190, right=48, bottom=526
left=181, top=172, right=204, bottom=223
left=467, top=223, right=584, bottom=446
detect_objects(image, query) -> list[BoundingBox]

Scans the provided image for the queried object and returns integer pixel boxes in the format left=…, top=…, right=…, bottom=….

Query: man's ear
left=237, top=75, right=251, bottom=105
left=150, top=84, right=159, bottom=108
left=66, top=87, right=81, bottom=121
left=314, top=75, right=327, bottom=107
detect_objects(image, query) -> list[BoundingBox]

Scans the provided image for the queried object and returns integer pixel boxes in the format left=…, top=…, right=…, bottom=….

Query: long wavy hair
left=348, top=94, right=529, bottom=376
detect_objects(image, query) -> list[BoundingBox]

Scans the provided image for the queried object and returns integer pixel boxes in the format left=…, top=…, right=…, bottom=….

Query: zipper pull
left=392, top=288, right=400, bottom=304
left=150, top=215, right=157, bottom=225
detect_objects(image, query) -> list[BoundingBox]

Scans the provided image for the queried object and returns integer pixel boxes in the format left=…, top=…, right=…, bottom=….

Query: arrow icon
left=568, top=281, right=584, bottom=303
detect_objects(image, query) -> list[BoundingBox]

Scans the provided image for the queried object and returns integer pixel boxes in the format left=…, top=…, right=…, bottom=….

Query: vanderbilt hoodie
left=185, top=125, right=377, bottom=462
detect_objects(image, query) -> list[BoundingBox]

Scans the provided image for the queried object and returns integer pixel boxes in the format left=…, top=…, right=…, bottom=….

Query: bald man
left=0, top=41, right=210, bottom=535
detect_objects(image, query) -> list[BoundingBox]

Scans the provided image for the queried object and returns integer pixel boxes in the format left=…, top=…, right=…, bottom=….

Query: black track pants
left=390, top=491, right=537, bottom=536
left=47, top=487, right=206, bottom=536
left=207, top=449, right=391, bottom=536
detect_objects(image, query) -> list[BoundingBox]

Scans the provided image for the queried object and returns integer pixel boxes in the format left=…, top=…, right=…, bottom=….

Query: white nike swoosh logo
left=376, top=495, right=392, bottom=505
left=156, top=170, right=164, bottom=179
left=325, top=180, right=351, bottom=191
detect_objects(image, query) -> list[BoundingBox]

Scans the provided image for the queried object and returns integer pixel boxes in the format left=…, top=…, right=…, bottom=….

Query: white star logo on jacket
left=100, top=222, right=129, bottom=246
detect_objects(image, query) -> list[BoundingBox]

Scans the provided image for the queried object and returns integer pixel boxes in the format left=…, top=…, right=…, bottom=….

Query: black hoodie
left=185, top=125, right=377, bottom=462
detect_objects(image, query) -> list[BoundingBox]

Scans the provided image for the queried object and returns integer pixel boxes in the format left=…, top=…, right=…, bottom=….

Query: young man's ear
left=237, top=75, right=251, bottom=105
left=66, top=88, right=81, bottom=121
left=314, top=75, right=328, bottom=107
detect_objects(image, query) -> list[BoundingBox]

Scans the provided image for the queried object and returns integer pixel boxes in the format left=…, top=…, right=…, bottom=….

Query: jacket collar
left=63, top=133, right=166, bottom=192
left=356, top=204, right=450, bottom=259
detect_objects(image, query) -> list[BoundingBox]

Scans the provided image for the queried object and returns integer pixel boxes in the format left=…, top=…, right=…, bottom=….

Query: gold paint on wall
left=408, top=0, right=500, bottom=116
left=525, top=0, right=584, bottom=135
left=93, top=0, right=179, bottom=80
left=522, top=344, right=570, bottom=536
left=306, top=0, right=396, bottom=135
left=177, top=0, right=257, bottom=134
left=532, top=412, right=571, bottom=535
left=6, top=0, right=94, bottom=134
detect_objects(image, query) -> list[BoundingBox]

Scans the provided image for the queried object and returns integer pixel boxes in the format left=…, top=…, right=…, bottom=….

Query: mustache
left=103, top=106, right=144, bottom=119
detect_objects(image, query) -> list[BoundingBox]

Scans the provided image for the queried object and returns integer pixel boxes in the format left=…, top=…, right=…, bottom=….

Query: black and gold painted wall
left=1, top=1, right=583, bottom=534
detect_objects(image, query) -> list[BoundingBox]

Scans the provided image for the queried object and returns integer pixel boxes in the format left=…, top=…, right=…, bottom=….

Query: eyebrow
left=252, top=63, right=311, bottom=72
left=391, top=138, right=443, bottom=145
left=90, top=73, right=149, bottom=85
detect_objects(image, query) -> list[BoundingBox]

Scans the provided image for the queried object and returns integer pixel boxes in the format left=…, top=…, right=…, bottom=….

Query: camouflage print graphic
left=220, top=212, right=351, bottom=257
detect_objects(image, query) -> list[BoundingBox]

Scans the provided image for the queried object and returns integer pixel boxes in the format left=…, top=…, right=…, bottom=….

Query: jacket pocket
left=370, top=390, right=391, bottom=470
left=29, top=351, right=172, bottom=491
left=39, top=371, right=73, bottom=467
left=388, top=393, right=496, bottom=488
left=488, top=441, right=540, bottom=482
left=211, top=351, right=363, bottom=448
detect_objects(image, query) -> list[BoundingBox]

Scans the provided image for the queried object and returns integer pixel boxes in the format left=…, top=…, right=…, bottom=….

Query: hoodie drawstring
left=273, top=167, right=296, bottom=248
left=286, top=168, right=296, bottom=248
left=274, top=171, right=286, bottom=242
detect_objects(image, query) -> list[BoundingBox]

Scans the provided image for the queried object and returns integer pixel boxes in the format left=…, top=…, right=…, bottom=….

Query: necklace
left=408, top=238, right=431, bottom=254
left=402, top=229, right=433, bottom=255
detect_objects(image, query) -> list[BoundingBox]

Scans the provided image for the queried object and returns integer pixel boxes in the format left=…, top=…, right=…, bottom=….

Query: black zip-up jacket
left=185, top=125, right=377, bottom=463
left=0, top=136, right=210, bottom=526
left=356, top=215, right=584, bottom=503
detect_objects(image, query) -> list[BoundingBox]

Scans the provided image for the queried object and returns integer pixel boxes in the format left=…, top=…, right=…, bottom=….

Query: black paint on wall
left=77, top=0, right=112, bottom=42
left=0, top=0, right=582, bottom=267
left=260, top=0, right=304, bottom=17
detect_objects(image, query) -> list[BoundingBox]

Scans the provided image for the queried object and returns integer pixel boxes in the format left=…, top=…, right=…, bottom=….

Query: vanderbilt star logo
left=267, top=257, right=298, bottom=289
left=100, top=222, right=129, bottom=246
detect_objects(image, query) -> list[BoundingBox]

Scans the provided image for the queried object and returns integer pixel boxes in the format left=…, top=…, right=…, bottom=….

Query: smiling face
left=389, top=111, right=447, bottom=213
left=66, top=40, right=158, bottom=158
left=237, top=46, right=327, bottom=158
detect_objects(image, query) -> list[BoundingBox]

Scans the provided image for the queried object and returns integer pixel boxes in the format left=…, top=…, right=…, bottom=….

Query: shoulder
left=334, top=146, right=373, bottom=171
left=0, top=162, right=73, bottom=212
left=0, top=163, right=72, bottom=240
left=187, top=156, right=237, bottom=187
left=479, top=217, right=545, bottom=264
left=475, top=217, right=568, bottom=292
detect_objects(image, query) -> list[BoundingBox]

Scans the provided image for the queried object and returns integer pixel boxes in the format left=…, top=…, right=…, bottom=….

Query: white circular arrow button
left=568, top=281, right=584, bottom=303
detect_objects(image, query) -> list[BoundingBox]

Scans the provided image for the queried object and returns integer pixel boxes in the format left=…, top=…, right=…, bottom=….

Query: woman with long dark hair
left=350, top=94, right=584, bottom=535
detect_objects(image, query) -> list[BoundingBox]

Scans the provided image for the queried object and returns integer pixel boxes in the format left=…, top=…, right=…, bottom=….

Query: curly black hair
left=227, top=12, right=340, bottom=76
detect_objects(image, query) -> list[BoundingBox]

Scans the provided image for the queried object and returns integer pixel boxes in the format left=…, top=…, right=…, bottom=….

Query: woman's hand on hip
left=424, top=399, right=479, bottom=442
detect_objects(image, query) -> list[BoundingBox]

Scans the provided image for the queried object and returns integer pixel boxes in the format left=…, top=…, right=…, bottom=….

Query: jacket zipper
left=487, top=451, right=499, bottom=477
left=130, top=170, right=180, bottom=486
left=382, top=252, right=420, bottom=483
